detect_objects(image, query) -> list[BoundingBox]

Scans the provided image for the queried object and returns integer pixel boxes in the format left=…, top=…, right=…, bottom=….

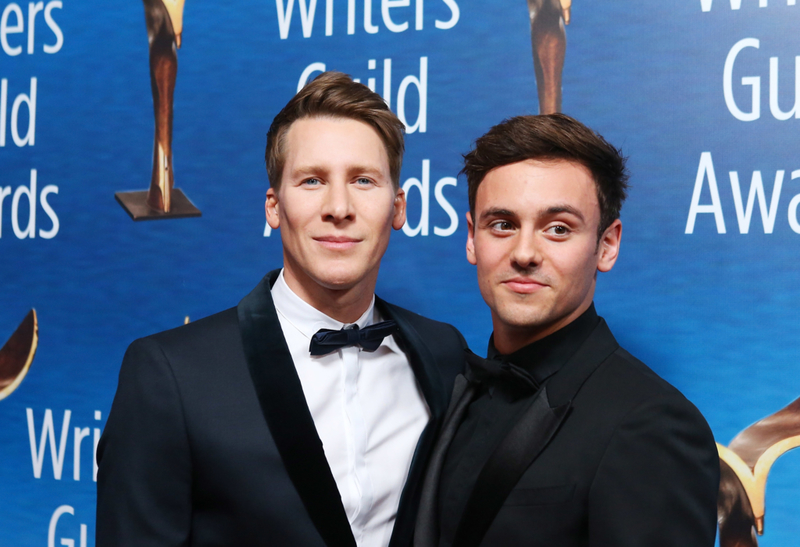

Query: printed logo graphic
left=115, top=0, right=201, bottom=221
left=0, top=309, right=38, bottom=401
left=717, top=397, right=800, bottom=547
left=527, top=0, right=570, bottom=114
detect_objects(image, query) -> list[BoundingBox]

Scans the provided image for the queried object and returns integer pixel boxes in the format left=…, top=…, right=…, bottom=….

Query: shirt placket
left=341, top=341, right=374, bottom=544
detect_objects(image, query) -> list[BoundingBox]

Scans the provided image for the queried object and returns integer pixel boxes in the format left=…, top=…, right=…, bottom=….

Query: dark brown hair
left=265, top=71, right=405, bottom=190
left=463, top=114, right=629, bottom=239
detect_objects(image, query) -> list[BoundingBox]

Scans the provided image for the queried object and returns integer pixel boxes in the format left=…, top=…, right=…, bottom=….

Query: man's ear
left=466, top=211, right=477, bottom=265
left=265, top=188, right=281, bottom=229
left=597, top=219, right=622, bottom=273
left=392, top=187, right=407, bottom=230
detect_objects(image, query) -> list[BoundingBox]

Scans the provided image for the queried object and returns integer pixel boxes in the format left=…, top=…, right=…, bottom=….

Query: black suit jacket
left=97, top=270, right=467, bottom=547
left=416, top=318, right=719, bottom=547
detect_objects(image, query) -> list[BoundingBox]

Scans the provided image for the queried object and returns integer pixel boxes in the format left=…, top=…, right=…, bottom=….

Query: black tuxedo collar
left=444, top=315, right=620, bottom=547
left=237, top=270, right=356, bottom=547
left=238, top=272, right=452, bottom=547
left=545, top=317, right=620, bottom=407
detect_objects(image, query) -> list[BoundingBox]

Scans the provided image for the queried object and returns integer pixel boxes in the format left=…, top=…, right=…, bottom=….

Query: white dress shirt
left=271, top=270, right=431, bottom=547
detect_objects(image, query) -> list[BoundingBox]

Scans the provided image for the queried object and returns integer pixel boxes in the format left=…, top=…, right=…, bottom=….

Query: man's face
left=266, top=116, right=406, bottom=299
left=466, top=159, right=621, bottom=350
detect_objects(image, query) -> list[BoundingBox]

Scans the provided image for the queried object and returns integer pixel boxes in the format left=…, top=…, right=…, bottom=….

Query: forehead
left=476, top=159, right=599, bottom=217
left=282, top=116, right=389, bottom=171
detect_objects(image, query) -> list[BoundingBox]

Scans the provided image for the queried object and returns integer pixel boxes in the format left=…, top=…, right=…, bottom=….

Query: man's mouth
left=502, top=277, right=547, bottom=294
left=314, top=235, right=361, bottom=250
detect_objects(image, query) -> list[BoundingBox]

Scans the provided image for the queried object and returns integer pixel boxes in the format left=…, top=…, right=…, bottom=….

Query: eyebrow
left=289, top=165, right=386, bottom=179
left=289, top=165, right=327, bottom=178
left=542, top=204, right=585, bottom=223
left=479, top=204, right=586, bottom=223
left=479, top=208, right=517, bottom=222
left=346, top=165, right=386, bottom=178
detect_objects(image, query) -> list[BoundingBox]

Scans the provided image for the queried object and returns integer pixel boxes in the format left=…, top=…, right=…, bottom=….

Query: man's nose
left=510, top=230, right=541, bottom=269
left=322, top=181, right=355, bottom=222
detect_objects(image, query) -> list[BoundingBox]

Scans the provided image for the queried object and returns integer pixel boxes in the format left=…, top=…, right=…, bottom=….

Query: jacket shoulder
left=143, top=307, right=240, bottom=350
left=584, top=346, right=715, bottom=448
left=582, top=349, right=719, bottom=545
left=604, top=347, right=697, bottom=406
left=379, top=299, right=467, bottom=350
left=122, top=308, right=246, bottom=381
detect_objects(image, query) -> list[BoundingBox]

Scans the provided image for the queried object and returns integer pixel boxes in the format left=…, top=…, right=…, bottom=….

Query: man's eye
left=303, top=178, right=321, bottom=186
left=490, top=220, right=514, bottom=231
left=548, top=225, right=569, bottom=235
left=355, top=177, right=374, bottom=185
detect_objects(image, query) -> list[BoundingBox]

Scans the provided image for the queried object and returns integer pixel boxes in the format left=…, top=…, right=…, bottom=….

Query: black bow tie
left=464, top=349, right=540, bottom=395
left=309, top=320, right=398, bottom=356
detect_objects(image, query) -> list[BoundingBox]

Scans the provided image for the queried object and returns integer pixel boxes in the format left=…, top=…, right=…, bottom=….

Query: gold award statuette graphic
left=115, top=0, right=201, bottom=221
left=717, top=397, right=800, bottom=547
left=0, top=310, right=38, bottom=401
left=526, top=0, right=570, bottom=114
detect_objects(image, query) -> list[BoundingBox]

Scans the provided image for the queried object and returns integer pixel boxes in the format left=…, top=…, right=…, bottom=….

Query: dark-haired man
left=97, top=72, right=466, bottom=547
left=414, top=114, right=719, bottom=547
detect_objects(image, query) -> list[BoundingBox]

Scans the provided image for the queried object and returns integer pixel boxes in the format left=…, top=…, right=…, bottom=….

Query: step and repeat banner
left=1, top=1, right=799, bottom=545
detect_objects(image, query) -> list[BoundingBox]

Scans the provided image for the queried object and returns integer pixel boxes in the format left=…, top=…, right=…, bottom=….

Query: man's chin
left=493, top=305, right=552, bottom=332
left=310, top=269, right=366, bottom=293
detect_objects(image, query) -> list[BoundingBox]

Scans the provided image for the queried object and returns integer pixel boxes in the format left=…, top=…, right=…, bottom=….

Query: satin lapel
left=451, top=318, right=621, bottom=547
left=452, top=386, right=569, bottom=547
left=238, top=271, right=356, bottom=547
left=377, top=299, right=448, bottom=547
left=414, top=375, right=476, bottom=547
left=441, top=375, right=470, bottom=424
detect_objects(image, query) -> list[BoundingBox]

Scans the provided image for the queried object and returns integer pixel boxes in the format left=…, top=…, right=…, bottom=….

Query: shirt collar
left=271, top=269, right=378, bottom=342
left=487, top=303, right=600, bottom=386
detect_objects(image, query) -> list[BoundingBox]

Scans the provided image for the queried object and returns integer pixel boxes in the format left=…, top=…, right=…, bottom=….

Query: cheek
left=280, top=199, right=313, bottom=228
left=474, top=239, right=506, bottom=272
left=555, top=249, right=598, bottom=287
left=474, top=250, right=503, bottom=300
left=361, top=198, right=398, bottom=229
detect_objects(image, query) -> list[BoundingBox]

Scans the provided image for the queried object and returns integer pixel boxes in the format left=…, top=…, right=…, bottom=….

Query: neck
left=492, top=301, right=593, bottom=355
left=493, top=326, right=556, bottom=355
left=281, top=266, right=376, bottom=324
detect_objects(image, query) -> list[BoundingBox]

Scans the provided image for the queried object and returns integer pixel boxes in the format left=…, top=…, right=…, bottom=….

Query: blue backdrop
left=1, top=1, right=798, bottom=545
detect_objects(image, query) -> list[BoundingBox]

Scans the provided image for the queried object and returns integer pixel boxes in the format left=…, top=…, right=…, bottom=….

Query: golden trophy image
left=717, top=397, right=800, bottom=546
left=526, top=0, right=570, bottom=114
left=115, top=0, right=201, bottom=220
left=0, top=310, right=38, bottom=401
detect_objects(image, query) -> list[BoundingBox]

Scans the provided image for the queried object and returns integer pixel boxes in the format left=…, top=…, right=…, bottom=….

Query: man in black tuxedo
left=414, top=114, right=720, bottom=547
left=97, top=72, right=466, bottom=547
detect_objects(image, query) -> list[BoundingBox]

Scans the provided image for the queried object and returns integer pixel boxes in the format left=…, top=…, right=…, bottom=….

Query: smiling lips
left=314, top=235, right=361, bottom=250
left=503, top=277, right=547, bottom=294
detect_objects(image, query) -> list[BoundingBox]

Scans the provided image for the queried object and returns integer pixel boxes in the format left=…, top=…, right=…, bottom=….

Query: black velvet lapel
left=376, top=298, right=449, bottom=547
left=451, top=317, right=620, bottom=547
left=237, top=270, right=356, bottom=547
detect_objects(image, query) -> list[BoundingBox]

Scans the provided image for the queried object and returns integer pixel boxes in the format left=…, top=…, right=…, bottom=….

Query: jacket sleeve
left=96, top=337, right=192, bottom=547
left=587, top=392, right=720, bottom=547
